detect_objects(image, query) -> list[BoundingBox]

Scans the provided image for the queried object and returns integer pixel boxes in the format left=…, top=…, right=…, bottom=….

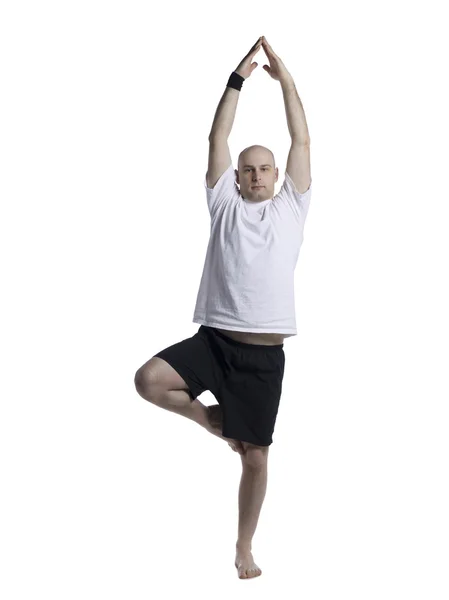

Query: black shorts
left=154, top=325, right=285, bottom=446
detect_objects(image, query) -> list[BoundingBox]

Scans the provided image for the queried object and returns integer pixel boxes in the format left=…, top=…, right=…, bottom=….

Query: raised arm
left=207, top=38, right=264, bottom=189
left=208, top=86, right=240, bottom=142
left=206, top=87, right=236, bottom=189
left=262, top=37, right=311, bottom=194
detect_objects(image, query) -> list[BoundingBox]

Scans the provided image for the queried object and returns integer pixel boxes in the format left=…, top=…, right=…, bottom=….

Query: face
left=235, top=148, right=279, bottom=202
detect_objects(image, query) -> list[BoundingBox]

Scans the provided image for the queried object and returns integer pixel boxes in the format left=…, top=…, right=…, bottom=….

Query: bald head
left=235, top=145, right=279, bottom=202
left=238, top=145, right=275, bottom=172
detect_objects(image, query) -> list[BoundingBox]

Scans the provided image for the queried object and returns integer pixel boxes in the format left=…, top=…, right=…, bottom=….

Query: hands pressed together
left=235, top=36, right=292, bottom=83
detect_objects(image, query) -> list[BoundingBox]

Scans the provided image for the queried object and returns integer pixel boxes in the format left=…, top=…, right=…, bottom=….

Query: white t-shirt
left=192, top=164, right=312, bottom=337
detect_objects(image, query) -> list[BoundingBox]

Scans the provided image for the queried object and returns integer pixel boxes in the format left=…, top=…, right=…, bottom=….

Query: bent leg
left=134, top=357, right=239, bottom=448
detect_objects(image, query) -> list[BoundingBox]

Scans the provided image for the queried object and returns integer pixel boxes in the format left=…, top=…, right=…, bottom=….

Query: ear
left=235, top=169, right=240, bottom=184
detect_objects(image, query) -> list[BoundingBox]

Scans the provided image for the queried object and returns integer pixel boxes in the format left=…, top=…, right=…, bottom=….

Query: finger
left=251, top=37, right=263, bottom=52
left=262, top=37, right=273, bottom=53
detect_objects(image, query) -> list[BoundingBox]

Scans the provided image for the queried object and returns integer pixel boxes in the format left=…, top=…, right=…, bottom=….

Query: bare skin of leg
left=234, top=441, right=268, bottom=579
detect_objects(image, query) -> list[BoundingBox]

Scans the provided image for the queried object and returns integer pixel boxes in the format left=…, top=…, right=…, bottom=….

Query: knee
left=241, top=444, right=269, bottom=469
left=134, top=367, right=155, bottom=399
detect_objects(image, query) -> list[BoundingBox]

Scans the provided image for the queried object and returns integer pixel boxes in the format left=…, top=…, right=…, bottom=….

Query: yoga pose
left=134, top=36, right=312, bottom=579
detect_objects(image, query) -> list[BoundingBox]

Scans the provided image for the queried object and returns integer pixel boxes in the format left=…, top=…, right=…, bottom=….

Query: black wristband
left=227, top=71, right=245, bottom=91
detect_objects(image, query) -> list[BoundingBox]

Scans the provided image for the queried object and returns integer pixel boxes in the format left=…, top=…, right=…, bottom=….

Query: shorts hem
left=222, top=427, right=273, bottom=447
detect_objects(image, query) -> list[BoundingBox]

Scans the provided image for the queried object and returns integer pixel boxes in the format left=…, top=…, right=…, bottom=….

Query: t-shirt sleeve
left=204, top=164, right=239, bottom=219
left=274, top=171, right=312, bottom=223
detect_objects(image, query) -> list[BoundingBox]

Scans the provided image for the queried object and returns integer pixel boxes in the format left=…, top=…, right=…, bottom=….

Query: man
left=134, top=36, right=312, bottom=579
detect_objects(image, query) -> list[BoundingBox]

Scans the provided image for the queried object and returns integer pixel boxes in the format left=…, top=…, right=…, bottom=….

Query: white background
left=1, top=0, right=448, bottom=598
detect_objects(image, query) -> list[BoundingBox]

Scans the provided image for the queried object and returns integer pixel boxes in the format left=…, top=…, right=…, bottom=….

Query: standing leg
left=234, top=442, right=269, bottom=579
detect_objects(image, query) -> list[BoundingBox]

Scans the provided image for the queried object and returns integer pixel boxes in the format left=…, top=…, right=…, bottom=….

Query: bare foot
left=235, top=547, right=262, bottom=579
left=206, top=404, right=245, bottom=455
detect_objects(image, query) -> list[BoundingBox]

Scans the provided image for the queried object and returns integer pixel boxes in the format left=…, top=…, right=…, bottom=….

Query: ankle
left=236, top=541, right=252, bottom=552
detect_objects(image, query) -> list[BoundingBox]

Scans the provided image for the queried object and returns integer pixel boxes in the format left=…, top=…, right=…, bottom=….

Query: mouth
left=252, top=186, right=264, bottom=190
